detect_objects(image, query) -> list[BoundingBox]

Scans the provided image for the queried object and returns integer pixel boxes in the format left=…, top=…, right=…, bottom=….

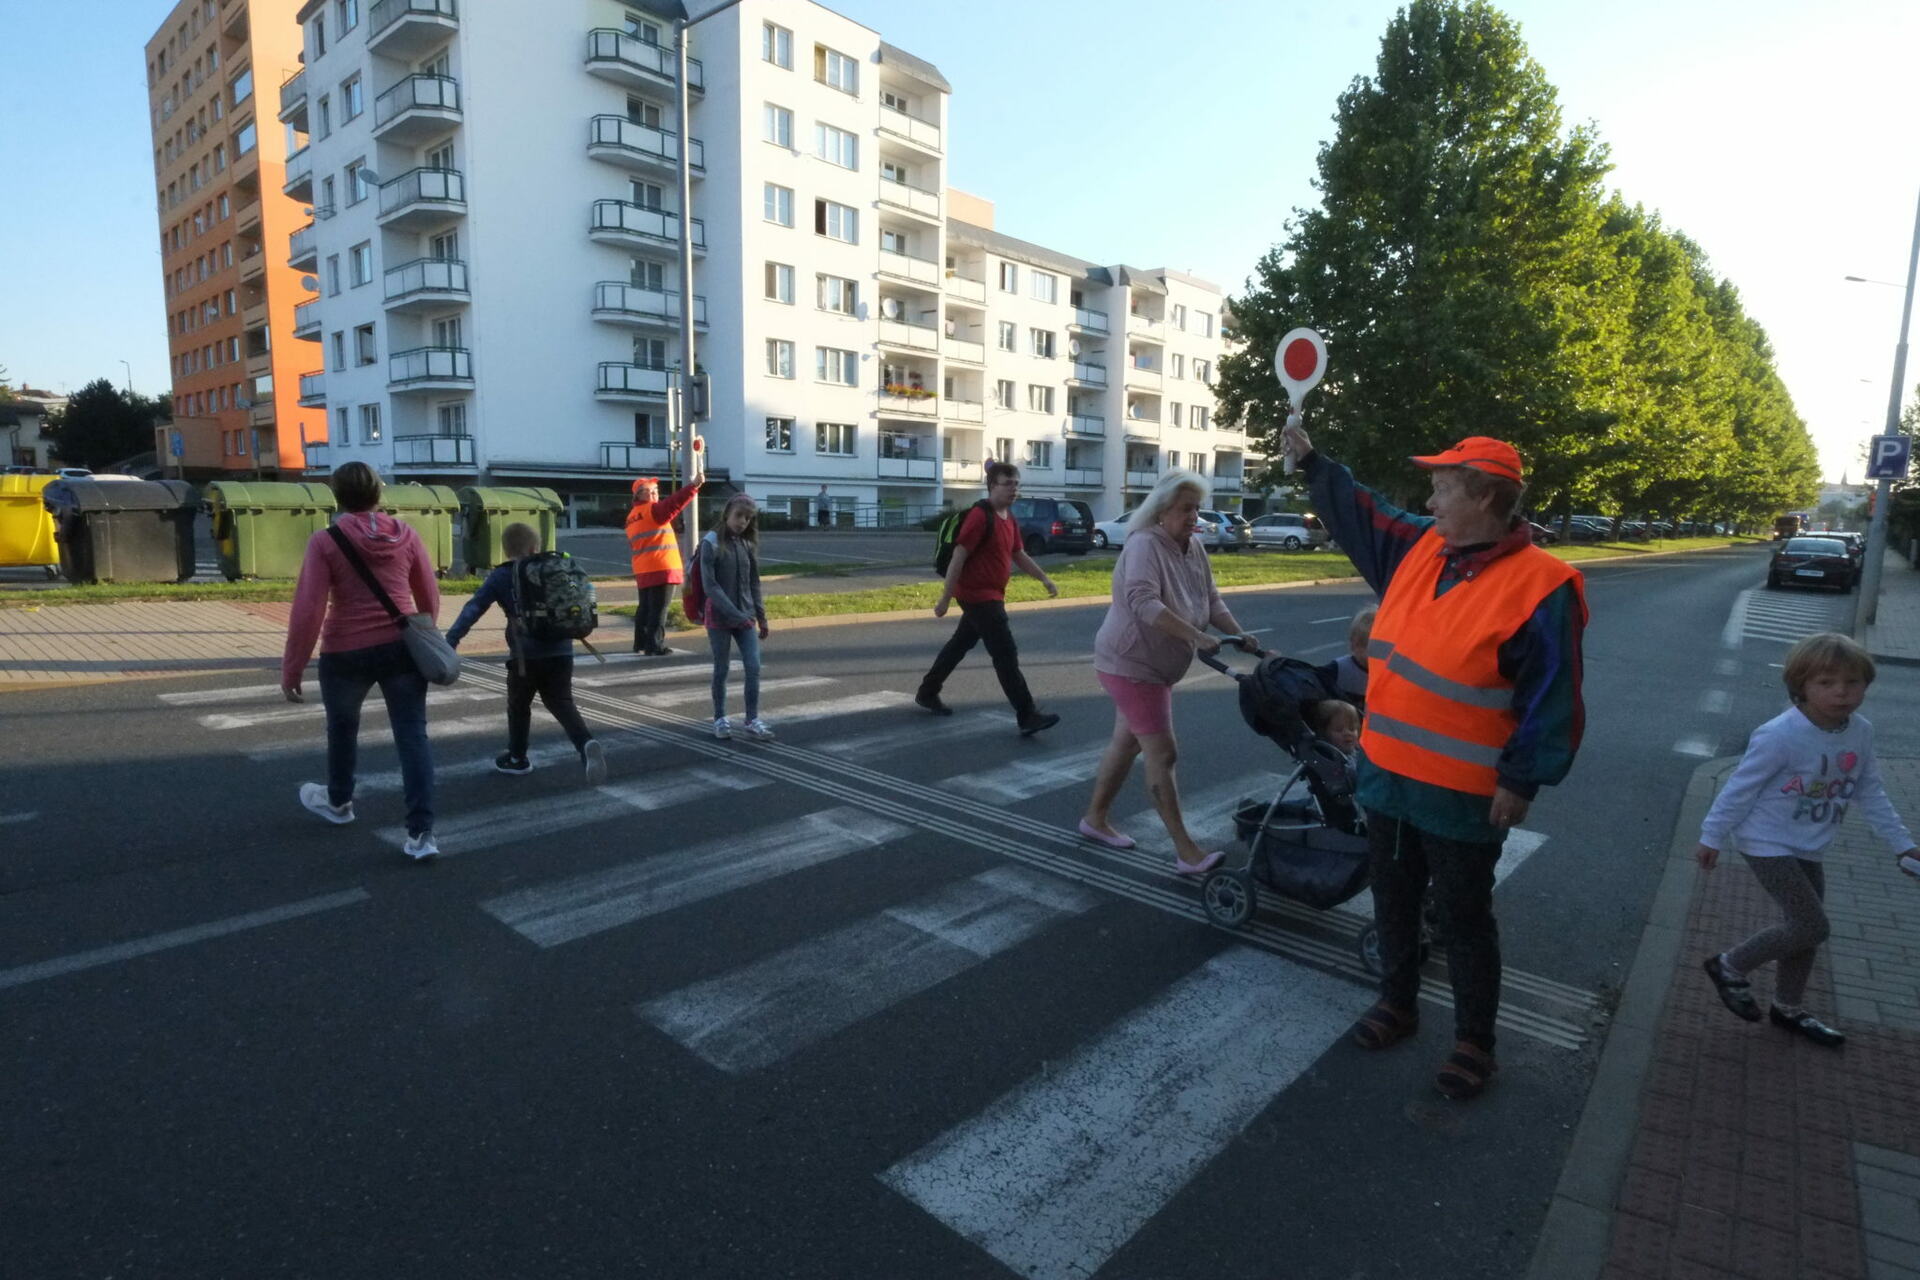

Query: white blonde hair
left=1127, top=468, right=1210, bottom=536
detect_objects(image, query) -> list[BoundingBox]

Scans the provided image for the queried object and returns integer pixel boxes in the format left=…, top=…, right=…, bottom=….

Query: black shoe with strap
left=1702, top=954, right=1761, bottom=1022
left=1770, top=1005, right=1845, bottom=1048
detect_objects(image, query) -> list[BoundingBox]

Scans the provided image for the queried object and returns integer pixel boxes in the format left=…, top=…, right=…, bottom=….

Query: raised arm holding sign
left=1273, top=327, right=1327, bottom=474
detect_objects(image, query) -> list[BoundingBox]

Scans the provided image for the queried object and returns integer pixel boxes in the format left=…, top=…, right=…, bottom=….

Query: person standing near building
left=1284, top=421, right=1587, bottom=1102
left=916, top=461, right=1061, bottom=736
left=627, top=444, right=704, bottom=655
left=815, top=484, right=832, bottom=529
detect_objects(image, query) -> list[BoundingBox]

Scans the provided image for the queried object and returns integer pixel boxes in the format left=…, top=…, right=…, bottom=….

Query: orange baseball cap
left=631, top=476, right=660, bottom=495
left=1411, top=436, right=1524, bottom=483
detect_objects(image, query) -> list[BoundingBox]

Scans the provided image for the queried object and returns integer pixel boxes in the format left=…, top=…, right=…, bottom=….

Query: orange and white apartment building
left=145, top=0, right=320, bottom=477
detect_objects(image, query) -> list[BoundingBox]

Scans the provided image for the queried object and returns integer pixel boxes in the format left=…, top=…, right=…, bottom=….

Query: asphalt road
left=4, top=544, right=1911, bottom=1280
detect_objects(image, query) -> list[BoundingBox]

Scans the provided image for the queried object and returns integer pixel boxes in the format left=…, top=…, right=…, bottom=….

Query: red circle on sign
left=1283, top=338, right=1319, bottom=382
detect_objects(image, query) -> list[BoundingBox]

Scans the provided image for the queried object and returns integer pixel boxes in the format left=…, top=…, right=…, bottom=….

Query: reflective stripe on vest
left=1365, top=711, right=1504, bottom=769
left=625, top=510, right=682, bottom=578
left=1367, top=637, right=1510, bottom=710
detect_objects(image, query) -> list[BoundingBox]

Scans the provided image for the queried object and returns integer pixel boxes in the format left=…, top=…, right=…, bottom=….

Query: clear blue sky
left=4, top=0, right=1916, bottom=481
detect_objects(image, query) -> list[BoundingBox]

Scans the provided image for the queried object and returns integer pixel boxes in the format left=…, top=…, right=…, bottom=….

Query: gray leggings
left=1726, top=855, right=1829, bottom=1006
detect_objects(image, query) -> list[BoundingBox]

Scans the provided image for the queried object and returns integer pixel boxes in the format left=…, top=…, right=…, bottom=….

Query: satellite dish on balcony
left=1068, top=338, right=1082, bottom=357
left=359, top=167, right=383, bottom=185
left=881, top=298, right=903, bottom=320
left=299, top=275, right=319, bottom=292
left=301, top=206, right=315, bottom=216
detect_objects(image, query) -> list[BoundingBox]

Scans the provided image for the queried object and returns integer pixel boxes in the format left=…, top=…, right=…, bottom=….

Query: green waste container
left=458, top=486, right=562, bottom=573
left=204, top=480, right=338, bottom=581
left=43, top=479, right=199, bottom=584
left=379, top=483, right=460, bottom=577
left=0, top=474, right=60, bottom=578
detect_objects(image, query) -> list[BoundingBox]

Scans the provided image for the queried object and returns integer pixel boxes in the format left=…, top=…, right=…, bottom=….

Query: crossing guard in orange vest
left=1284, top=420, right=1587, bottom=1102
left=626, top=446, right=704, bottom=654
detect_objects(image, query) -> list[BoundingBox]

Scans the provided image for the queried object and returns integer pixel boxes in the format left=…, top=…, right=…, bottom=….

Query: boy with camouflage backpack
left=447, top=522, right=607, bottom=783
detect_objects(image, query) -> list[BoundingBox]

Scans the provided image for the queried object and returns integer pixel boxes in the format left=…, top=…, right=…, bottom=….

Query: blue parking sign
left=1866, top=434, right=1912, bottom=480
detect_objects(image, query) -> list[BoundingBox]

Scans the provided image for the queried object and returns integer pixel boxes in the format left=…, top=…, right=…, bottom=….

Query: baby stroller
left=1193, top=650, right=1429, bottom=975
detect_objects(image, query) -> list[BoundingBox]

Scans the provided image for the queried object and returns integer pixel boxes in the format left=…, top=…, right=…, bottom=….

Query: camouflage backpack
left=511, top=550, right=599, bottom=643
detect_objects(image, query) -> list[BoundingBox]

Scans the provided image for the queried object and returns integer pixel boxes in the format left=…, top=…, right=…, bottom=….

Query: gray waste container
left=43, top=479, right=199, bottom=584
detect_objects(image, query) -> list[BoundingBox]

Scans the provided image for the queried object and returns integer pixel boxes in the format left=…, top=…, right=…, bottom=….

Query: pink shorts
left=1097, top=670, right=1174, bottom=737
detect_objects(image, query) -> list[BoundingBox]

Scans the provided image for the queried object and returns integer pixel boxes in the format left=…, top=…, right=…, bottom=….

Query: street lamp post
left=119, top=360, right=133, bottom=397
left=1852, top=186, right=1920, bottom=634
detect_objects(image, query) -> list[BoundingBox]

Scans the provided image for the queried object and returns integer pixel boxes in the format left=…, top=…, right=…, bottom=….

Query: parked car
left=1833, top=532, right=1866, bottom=563
left=1559, top=518, right=1604, bottom=543
left=1091, top=515, right=1130, bottom=550
left=1248, top=512, right=1330, bottom=550
left=1009, top=497, right=1093, bottom=556
left=1768, top=537, right=1856, bottom=591
left=1197, top=508, right=1253, bottom=552
left=1527, top=522, right=1559, bottom=546
left=54, top=467, right=93, bottom=480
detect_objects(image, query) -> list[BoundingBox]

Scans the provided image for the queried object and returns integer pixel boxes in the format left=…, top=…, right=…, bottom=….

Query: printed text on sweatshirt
left=1699, top=706, right=1913, bottom=860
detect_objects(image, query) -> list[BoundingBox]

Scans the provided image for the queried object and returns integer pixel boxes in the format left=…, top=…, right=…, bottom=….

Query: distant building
left=0, top=391, right=55, bottom=470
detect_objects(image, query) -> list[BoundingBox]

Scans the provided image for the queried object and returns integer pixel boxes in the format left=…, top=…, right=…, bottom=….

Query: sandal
left=1435, top=1041, right=1498, bottom=1100
left=1702, top=953, right=1761, bottom=1022
left=1349, top=1002, right=1419, bottom=1051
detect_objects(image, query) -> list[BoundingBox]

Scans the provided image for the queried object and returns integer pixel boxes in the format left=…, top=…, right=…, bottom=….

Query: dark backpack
left=680, top=536, right=708, bottom=623
left=512, top=551, right=598, bottom=643
left=932, top=500, right=993, bottom=577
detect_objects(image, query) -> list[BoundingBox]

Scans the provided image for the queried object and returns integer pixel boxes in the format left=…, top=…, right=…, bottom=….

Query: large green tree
left=43, top=379, right=167, bottom=471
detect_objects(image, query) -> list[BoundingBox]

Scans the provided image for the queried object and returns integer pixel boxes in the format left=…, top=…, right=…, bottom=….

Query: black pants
left=633, top=584, right=670, bottom=652
left=919, top=599, right=1035, bottom=719
left=1365, top=809, right=1504, bottom=1054
left=506, top=655, right=594, bottom=759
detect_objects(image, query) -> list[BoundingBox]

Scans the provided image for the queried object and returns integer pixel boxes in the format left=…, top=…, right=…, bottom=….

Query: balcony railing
left=601, top=440, right=672, bottom=470
left=944, top=273, right=986, bottom=304
left=878, top=318, right=938, bottom=351
left=1064, top=467, right=1105, bottom=487
left=1126, top=365, right=1164, bottom=391
left=1070, top=307, right=1110, bottom=334
left=298, top=371, right=325, bottom=402
left=393, top=434, right=473, bottom=466
left=288, top=222, right=317, bottom=267
left=279, top=68, right=307, bottom=119
left=292, top=299, right=321, bottom=336
left=584, top=28, right=703, bottom=94
left=877, top=178, right=940, bottom=218
left=1127, top=313, right=1164, bottom=337
left=591, top=282, right=707, bottom=327
left=878, top=104, right=942, bottom=152
left=378, top=166, right=465, bottom=218
left=383, top=257, right=469, bottom=303
left=587, top=114, right=704, bottom=173
left=1066, top=414, right=1105, bottom=437
left=944, top=335, right=985, bottom=364
left=389, top=346, right=472, bottom=386
left=878, top=390, right=938, bottom=418
left=282, top=145, right=313, bottom=195
left=878, top=248, right=940, bottom=286
left=596, top=362, right=671, bottom=397
left=1125, top=469, right=1160, bottom=488
left=943, top=398, right=984, bottom=424
left=369, top=0, right=459, bottom=55
left=1213, top=475, right=1244, bottom=493
left=942, top=459, right=984, bottom=484
left=374, top=74, right=461, bottom=131
left=589, top=200, right=705, bottom=252
left=1069, top=362, right=1108, bottom=387
left=877, top=455, right=938, bottom=481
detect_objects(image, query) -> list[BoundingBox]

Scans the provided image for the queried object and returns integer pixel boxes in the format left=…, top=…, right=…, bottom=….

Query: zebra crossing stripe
left=245, top=714, right=506, bottom=761
left=941, top=746, right=1109, bottom=803
left=159, top=682, right=289, bottom=706
left=574, top=665, right=711, bottom=689
left=480, top=806, right=910, bottom=948
left=819, top=712, right=1011, bottom=759
left=640, top=675, right=836, bottom=709
left=763, top=690, right=915, bottom=723
left=880, top=946, right=1357, bottom=1280
left=202, top=688, right=495, bottom=731
left=637, top=865, right=1097, bottom=1074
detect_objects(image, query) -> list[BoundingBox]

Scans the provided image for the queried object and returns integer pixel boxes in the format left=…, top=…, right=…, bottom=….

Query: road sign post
left=1866, top=434, right=1912, bottom=480
left=1272, top=328, right=1327, bottom=476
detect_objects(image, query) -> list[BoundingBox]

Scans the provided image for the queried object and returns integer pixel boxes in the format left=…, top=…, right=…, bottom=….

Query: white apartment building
left=278, top=0, right=1248, bottom=524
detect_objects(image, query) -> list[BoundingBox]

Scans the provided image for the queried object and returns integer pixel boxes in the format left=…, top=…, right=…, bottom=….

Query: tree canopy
left=1216, top=0, right=1820, bottom=523
left=43, top=379, right=169, bottom=471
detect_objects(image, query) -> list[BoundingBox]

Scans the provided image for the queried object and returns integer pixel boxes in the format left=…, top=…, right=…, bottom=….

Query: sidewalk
left=1864, top=545, right=1920, bottom=667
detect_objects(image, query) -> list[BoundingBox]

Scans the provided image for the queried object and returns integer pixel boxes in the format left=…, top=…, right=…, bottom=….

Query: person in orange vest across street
left=627, top=441, right=705, bottom=655
left=1282, top=418, right=1588, bottom=1101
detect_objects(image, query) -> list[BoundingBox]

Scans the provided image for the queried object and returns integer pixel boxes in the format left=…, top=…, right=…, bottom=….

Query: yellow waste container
left=0, top=474, right=60, bottom=578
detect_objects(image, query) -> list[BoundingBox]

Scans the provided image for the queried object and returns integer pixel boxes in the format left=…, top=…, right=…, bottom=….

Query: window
left=311, top=14, right=325, bottom=57
left=629, top=179, right=662, bottom=208
left=881, top=159, right=908, bottom=185
left=224, top=288, right=236, bottom=314
left=995, top=380, right=1016, bottom=410
left=765, top=416, right=794, bottom=451
left=762, top=22, right=792, bottom=68
left=213, top=143, right=226, bottom=173
left=235, top=122, right=256, bottom=155
left=996, top=322, right=1016, bottom=352
left=764, top=261, right=794, bottom=303
left=879, top=228, right=907, bottom=255
left=627, top=257, right=661, bottom=290
left=1030, top=329, right=1056, bottom=359
left=1168, top=402, right=1183, bottom=429
left=320, top=176, right=335, bottom=213
left=1026, top=441, right=1053, bottom=469
left=1167, top=451, right=1181, bottom=469
left=880, top=89, right=908, bottom=113
left=330, top=331, right=346, bottom=371
left=815, top=45, right=858, bottom=94
left=315, top=95, right=331, bottom=138
left=633, top=412, right=664, bottom=447
left=816, top=347, right=857, bottom=386
left=359, top=403, right=382, bottom=443
left=1169, top=353, right=1184, bottom=379
left=345, top=160, right=369, bottom=205
left=998, top=262, right=1017, bottom=293
left=1193, top=406, right=1210, bottom=430
left=763, top=182, right=793, bottom=226
left=348, top=242, right=372, bottom=286
left=337, top=0, right=358, bottom=31
left=1171, top=304, right=1187, bottom=331
left=632, top=336, right=666, bottom=368
left=1192, top=455, right=1207, bottom=476
left=325, top=254, right=341, bottom=295
left=1195, top=311, right=1214, bottom=338
left=815, top=422, right=855, bottom=455
left=1027, top=385, right=1054, bottom=414
left=1030, top=271, right=1059, bottom=304
left=994, top=437, right=1014, bottom=462
left=1194, top=359, right=1212, bottom=384
left=626, top=95, right=661, bottom=128
left=431, top=231, right=460, bottom=261
left=813, top=199, right=857, bottom=244
left=340, top=75, right=362, bottom=121
left=230, top=68, right=252, bottom=105
left=765, top=340, right=794, bottom=378
left=623, top=10, right=660, bottom=42
left=217, top=193, right=229, bottom=219
left=763, top=103, right=793, bottom=148
left=814, top=122, right=857, bottom=169
left=438, top=402, right=467, bottom=435
left=816, top=275, right=857, bottom=315
left=333, top=407, right=349, bottom=444
left=353, top=323, right=376, bottom=365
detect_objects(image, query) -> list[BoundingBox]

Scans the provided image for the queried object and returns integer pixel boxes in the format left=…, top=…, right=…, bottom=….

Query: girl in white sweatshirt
left=1697, top=633, right=1918, bottom=1047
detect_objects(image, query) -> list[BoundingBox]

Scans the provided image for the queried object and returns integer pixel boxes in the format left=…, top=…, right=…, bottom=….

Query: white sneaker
left=402, top=831, right=440, bottom=861
left=299, top=782, right=354, bottom=825
left=745, top=718, right=776, bottom=741
left=713, top=717, right=732, bottom=740
left=582, top=739, right=607, bottom=785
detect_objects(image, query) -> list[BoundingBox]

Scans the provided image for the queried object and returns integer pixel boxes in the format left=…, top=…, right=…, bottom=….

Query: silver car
left=1197, top=509, right=1254, bottom=552
left=1248, top=512, right=1329, bottom=550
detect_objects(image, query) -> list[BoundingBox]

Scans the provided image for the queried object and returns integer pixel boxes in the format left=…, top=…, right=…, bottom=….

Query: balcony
left=278, top=68, right=308, bottom=127
left=1216, top=419, right=1244, bottom=434
left=589, top=200, right=705, bottom=255
left=942, top=458, right=984, bottom=485
left=1126, top=364, right=1164, bottom=391
left=373, top=75, right=461, bottom=143
left=878, top=389, right=938, bottom=418
left=1213, top=475, right=1244, bottom=493
left=389, top=346, right=472, bottom=391
left=584, top=28, right=703, bottom=96
left=1068, top=362, right=1108, bottom=387
left=1127, top=313, right=1165, bottom=340
left=297, top=371, right=325, bottom=406
left=1064, top=467, right=1105, bottom=487
left=1125, top=411, right=1162, bottom=439
left=943, top=398, right=984, bottom=424
left=1069, top=307, right=1110, bottom=335
left=383, top=257, right=469, bottom=311
left=601, top=440, right=673, bottom=471
left=877, top=248, right=940, bottom=288
left=393, top=434, right=474, bottom=467
left=250, top=402, right=277, bottom=428
left=282, top=144, right=313, bottom=199
left=877, top=177, right=940, bottom=222
left=1065, top=414, right=1105, bottom=438
left=1125, top=469, right=1159, bottom=489
left=587, top=114, right=704, bottom=178
left=377, top=167, right=465, bottom=228
left=287, top=222, right=318, bottom=270
left=877, top=104, right=942, bottom=154
left=878, top=318, right=939, bottom=352
left=591, top=283, right=707, bottom=329
left=238, top=246, right=267, bottom=283
left=302, top=439, right=329, bottom=470
left=944, top=273, right=986, bottom=305
left=292, top=299, right=321, bottom=339
left=944, top=335, right=985, bottom=365
left=235, top=195, right=263, bottom=233
left=877, top=456, right=938, bottom=482
left=368, top=0, right=459, bottom=58
left=595, top=362, right=670, bottom=402
left=242, top=301, right=269, bottom=331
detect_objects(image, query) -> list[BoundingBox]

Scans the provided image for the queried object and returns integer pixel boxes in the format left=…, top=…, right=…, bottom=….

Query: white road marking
left=760, top=689, right=915, bottom=724
left=638, top=866, right=1097, bottom=1074
left=1332, top=825, right=1548, bottom=919
left=640, top=675, right=835, bottom=709
left=1673, top=736, right=1717, bottom=758
left=819, top=712, right=1011, bottom=759
left=1699, top=689, right=1732, bottom=715
left=1719, top=589, right=1751, bottom=648
left=480, top=807, right=910, bottom=948
left=1308, top=614, right=1352, bottom=625
left=202, top=688, right=495, bottom=731
left=1716, top=658, right=1741, bottom=676
left=879, top=946, right=1358, bottom=1280
left=159, top=682, right=286, bottom=706
left=0, top=889, right=370, bottom=991
left=1119, top=776, right=1287, bottom=858
left=0, top=811, right=40, bottom=826
left=574, top=665, right=711, bottom=689
left=941, top=746, right=1109, bottom=803
left=244, top=714, right=504, bottom=761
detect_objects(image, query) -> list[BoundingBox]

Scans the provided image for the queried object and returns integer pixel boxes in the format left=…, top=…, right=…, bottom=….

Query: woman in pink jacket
left=280, top=462, right=441, bottom=859
left=1078, top=469, right=1254, bottom=873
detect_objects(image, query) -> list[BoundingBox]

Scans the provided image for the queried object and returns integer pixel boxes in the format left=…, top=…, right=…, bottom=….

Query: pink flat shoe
left=1174, top=851, right=1226, bottom=877
left=1077, top=819, right=1136, bottom=850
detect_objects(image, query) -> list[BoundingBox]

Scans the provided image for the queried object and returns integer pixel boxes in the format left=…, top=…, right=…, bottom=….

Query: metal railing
left=1213, top=476, right=1244, bottom=493
left=283, top=145, right=312, bottom=190
left=596, top=362, right=670, bottom=396
left=1064, top=467, right=1104, bottom=486
left=378, top=166, right=465, bottom=217
left=877, top=104, right=942, bottom=151
left=298, top=371, right=325, bottom=400
left=384, top=257, right=468, bottom=302
left=601, top=440, right=672, bottom=470
left=877, top=456, right=938, bottom=481
left=588, top=114, right=704, bottom=172
left=392, top=433, right=473, bottom=466
left=1127, top=313, right=1164, bottom=336
left=878, top=391, right=938, bottom=417
left=279, top=68, right=307, bottom=115
left=1125, top=469, right=1160, bottom=488
left=1126, top=365, right=1163, bottom=390
left=1071, top=307, right=1110, bottom=333
left=374, top=74, right=460, bottom=129
left=389, top=346, right=472, bottom=385
left=589, top=199, right=704, bottom=250
left=371, top=0, right=457, bottom=40
left=592, top=283, right=706, bottom=326
left=1066, top=414, right=1105, bottom=437
left=293, top=299, right=320, bottom=332
left=585, top=28, right=704, bottom=92
left=288, top=222, right=317, bottom=264
left=1070, top=362, right=1108, bottom=386
left=878, top=248, right=939, bottom=285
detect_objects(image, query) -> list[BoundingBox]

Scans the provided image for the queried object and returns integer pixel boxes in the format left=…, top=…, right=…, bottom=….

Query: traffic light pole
left=1855, top=185, right=1920, bottom=634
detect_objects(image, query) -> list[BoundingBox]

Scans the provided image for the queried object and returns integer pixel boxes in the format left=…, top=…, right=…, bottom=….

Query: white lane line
left=245, top=714, right=504, bottom=761
left=0, top=811, right=40, bottom=826
left=0, top=889, right=370, bottom=992
left=879, top=946, right=1358, bottom=1280
left=574, top=665, right=711, bottom=690
left=375, top=764, right=770, bottom=852
left=765, top=690, right=915, bottom=724
left=1720, top=589, right=1751, bottom=648
left=481, top=807, right=910, bottom=948
left=638, top=865, right=1098, bottom=1074
left=1119, top=776, right=1286, bottom=858
left=202, top=688, right=496, bottom=731
left=1699, top=689, right=1732, bottom=715
left=159, top=682, right=286, bottom=706
left=1308, top=614, right=1351, bottom=625
left=819, top=711, right=1011, bottom=759
left=640, top=675, right=835, bottom=709
left=1673, top=736, right=1717, bottom=758
left=1716, top=658, right=1741, bottom=676
left=941, top=746, right=1109, bottom=804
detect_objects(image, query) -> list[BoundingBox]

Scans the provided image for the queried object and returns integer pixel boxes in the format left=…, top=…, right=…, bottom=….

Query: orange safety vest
left=625, top=502, right=683, bottom=581
left=1360, top=527, right=1587, bottom=796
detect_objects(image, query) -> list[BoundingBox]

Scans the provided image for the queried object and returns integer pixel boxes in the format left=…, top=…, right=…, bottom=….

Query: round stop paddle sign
left=1273, top=328, right=1327, bottom=405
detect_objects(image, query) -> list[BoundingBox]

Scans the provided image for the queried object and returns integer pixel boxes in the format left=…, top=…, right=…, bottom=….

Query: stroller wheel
left=1357, top=924, right=1382, bottom=976
left=1201, top=869, right=1256, bottom=929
